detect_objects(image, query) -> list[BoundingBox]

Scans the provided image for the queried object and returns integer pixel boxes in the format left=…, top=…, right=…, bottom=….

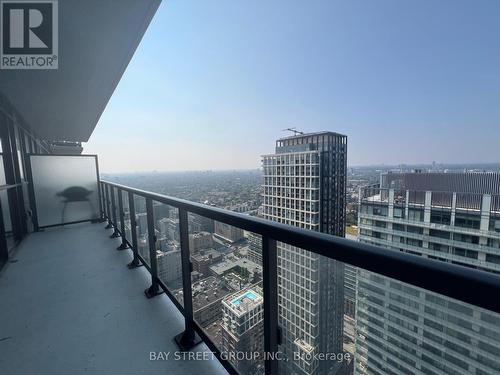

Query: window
left=429, top=229, right=450, bottom=240
left=429, top=243, right=449, bottom=253
left=393, top=223, right=405, bottom=232
left=408, top=208, right=424, bottom=222
left=453, top=248, right=478, bottom=259
left=453, top=233, right=479, bottom=244
left=489, top=218, right=500, bottom=232
left=373, top=206, right=388, bottom=217
left=407, top=238, right=423, bottom=247
left=455, top=214, right=480, bottom=230
left=430, top=210, right=451, bottom=225
left=393, top=207, right=404, bottom=218
left=407, top=226, right=423, bottom=234
left=486, top=254, right=500, bottom=265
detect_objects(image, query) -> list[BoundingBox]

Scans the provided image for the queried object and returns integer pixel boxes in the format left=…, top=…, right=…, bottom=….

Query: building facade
left=189, top=231, right=214, bottom=253
left=356, top=172, right=500, bottom=375
left=157, top=248, right=182, bottom=284
left=262, top=132, right=347, bottom=374
left=214, top=221, right=245, bottom=243
left=221, top=288, right=265, bottom=374
left=175, top=276, right=233, bottom=328
left=191, top=248, right=223, bottom=275
left=247, top=232, right=263, bottom=265
left=344, top=233, right=358, bottom=319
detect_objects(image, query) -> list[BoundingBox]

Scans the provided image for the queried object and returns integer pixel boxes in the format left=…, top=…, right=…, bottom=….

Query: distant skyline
left=84, top=1, right=500, bottom=173
left=100, top=162, right=500, bottom=176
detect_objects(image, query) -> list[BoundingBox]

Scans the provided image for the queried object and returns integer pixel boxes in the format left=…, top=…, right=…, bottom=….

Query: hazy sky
left=85, top=0, right=500, bottom=173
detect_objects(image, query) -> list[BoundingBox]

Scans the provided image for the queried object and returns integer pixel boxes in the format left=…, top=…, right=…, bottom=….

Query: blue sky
left=85, top=0, right=500, bottom=173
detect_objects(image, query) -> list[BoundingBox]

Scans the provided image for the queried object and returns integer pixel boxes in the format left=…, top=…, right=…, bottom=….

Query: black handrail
left=101, top=179, right=500, bottom=314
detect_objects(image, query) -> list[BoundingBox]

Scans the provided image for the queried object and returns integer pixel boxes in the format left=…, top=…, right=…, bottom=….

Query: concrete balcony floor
left=0, top=222, right=226, bottom=375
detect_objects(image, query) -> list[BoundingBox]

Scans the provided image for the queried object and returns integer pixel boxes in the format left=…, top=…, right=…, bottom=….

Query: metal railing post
left=116, top=189, right=129, bottom=250
left=263, top=236, right=279, bottom=375
left=100, top=183, right=107, bottom=220
left=127, top=192, right=142, bottom=269
left=104, top=184, right=113, bottom=229
left=109, top=186, right=120, bottom=238
left=100, top=183, right=106, bottom=219
left=174, top=208, right=202, bottom=351
left=144, top=197, right=162, bottom=298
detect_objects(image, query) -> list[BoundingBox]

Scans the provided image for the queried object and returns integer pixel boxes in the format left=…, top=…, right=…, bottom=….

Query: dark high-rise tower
left=262, top=131, right=347, bottom=374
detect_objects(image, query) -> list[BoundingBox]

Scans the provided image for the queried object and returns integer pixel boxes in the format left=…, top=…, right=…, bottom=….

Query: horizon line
left=100, top=161, right=500, bottom=175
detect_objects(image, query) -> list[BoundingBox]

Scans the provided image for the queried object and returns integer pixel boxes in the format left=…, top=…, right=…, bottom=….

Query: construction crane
left=282, top=127, right=304, bottom=136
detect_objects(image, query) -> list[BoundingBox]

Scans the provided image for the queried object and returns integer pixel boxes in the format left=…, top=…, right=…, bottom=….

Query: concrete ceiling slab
left=0, top=0, right=161, bottom=141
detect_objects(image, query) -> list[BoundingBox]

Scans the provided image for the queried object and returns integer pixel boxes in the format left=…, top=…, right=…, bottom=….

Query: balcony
left=0, top=220, right=225, bottom=375
left=1, top=1, right=500, bottom=374
left=1, top=165, right=500, bottom=374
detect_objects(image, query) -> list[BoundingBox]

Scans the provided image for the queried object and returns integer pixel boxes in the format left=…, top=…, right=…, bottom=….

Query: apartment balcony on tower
left=1, top=2, right=500, bottom=375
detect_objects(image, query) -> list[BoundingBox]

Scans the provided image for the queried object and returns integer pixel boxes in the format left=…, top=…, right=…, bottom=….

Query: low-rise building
left=191, top=248, right=223, bottom=275
left=209, top=257, right=262, bottom=280
left=176, top=276, right=233, bottom=328
left=214, top=221, right=244, bottom=243
left=189, top=231, right=214, bottom=253
left=157, top=248, right=181, bottom=284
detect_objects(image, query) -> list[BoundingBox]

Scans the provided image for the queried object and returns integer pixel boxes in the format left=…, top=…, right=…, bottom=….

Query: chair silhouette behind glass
left=56, top=186, right=95, bottom=223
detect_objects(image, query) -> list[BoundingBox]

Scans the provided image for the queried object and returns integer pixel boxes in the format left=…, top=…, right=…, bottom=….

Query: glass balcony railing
left=99, top=180, right=500, bottom=375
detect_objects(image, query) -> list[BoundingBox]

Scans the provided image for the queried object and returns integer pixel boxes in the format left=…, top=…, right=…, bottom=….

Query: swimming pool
left=231, top=291, right=257, bottom=306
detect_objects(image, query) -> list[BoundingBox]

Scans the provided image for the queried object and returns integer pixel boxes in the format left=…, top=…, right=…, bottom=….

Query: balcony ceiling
left=0, top=0, right=161, bottom=142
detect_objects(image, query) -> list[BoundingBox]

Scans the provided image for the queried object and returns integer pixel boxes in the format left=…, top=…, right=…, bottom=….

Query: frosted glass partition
left=29, top=155, right=100, bottom=228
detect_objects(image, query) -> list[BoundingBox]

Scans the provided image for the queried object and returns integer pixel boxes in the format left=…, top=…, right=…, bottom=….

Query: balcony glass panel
left=187, top=213, right=265, bottom=375
left=114, top=187, right=122, bottom=233
left=133, top=195, right=150, bottom=266
left=152, top=202, right=183, bottom=304
left=277, top=243, right=349, bottom=374
left=120, top=190, right=131, bottom=241
left=356, top=269, right=500, bottom=375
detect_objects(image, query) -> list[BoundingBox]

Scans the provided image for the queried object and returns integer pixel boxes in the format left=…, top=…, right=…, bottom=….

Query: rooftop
left=190, top=231, right=212, bottom=239
left=209, top=257, right=262, bottom=276
left=191, top=248, right=222, bottom=261
left=277, top=131, right=347, bottom=142
left=178, top=276, right=232, bottom=312
left=223, top=289, right=263, bottom=317
left=382, top=171, right=500, bottom=195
